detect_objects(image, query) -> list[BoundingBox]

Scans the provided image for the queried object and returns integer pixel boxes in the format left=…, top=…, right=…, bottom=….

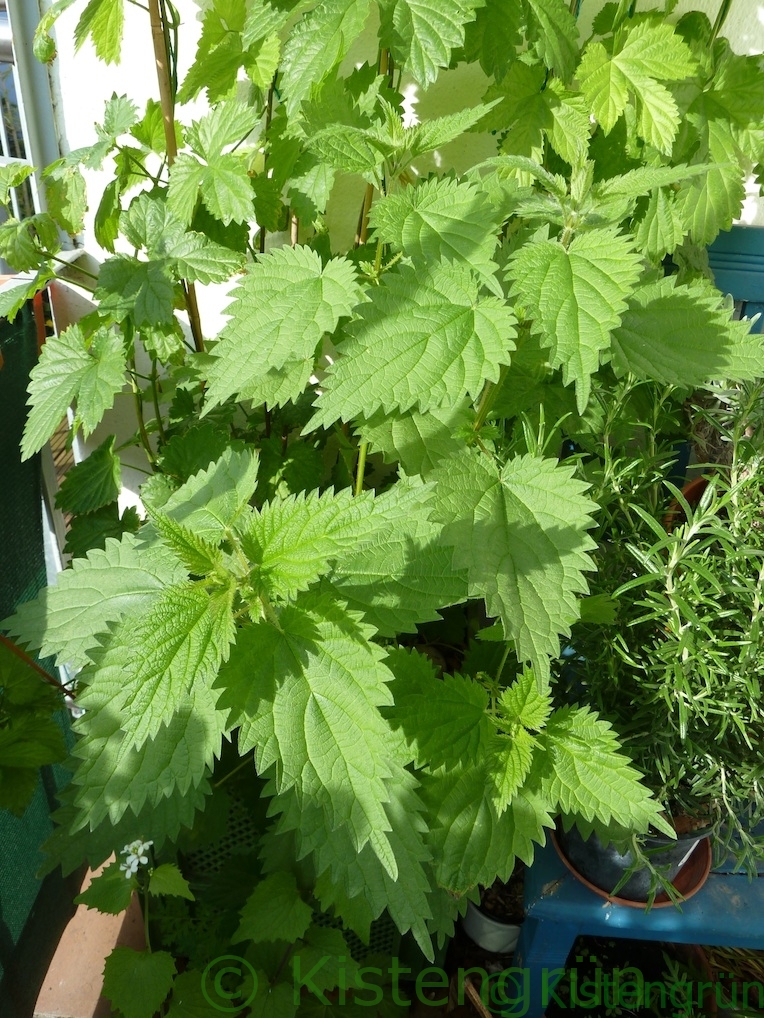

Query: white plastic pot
left=462, top=901, right=521, bottom=953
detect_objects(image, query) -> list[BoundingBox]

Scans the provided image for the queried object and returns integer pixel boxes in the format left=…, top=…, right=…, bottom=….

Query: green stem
left=474, top=364, right=508, bottom=432
left=129, top=361, right=157, bottom=468
left=213, top=754, right=254, bottom=789
left=710, top=0, right=733, bottom=42
left=143, top=880, right=151, bottom=952
left=495, top=644, right=511, bottom=685
left=150, top=360, right=166, bottom=446
left=354, top=441, right=368, bottom=496
left=45, top=252, right=99, bottom=281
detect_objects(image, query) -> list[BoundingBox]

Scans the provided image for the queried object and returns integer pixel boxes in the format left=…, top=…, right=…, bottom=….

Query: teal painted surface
left=709, top=226, right=764, bottom=302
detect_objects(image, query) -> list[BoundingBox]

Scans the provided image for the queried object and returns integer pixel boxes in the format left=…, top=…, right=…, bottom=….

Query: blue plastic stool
left=505, top=838, right=764, bottom=1018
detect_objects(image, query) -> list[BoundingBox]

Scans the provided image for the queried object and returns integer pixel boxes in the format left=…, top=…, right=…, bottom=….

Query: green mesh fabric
left=0, top=306, right=79, bottom=1017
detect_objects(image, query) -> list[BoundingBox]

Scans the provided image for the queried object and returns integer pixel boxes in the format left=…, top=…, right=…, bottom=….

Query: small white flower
left=118, top=839, right=153, bottom=879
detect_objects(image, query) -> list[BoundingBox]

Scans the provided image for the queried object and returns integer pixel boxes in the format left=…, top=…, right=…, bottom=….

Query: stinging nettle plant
left=2, top=0, right=764, bottom=1010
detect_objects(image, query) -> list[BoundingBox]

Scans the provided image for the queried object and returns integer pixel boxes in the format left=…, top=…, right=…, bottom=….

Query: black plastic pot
left=556, top=824, right=710, bottom=903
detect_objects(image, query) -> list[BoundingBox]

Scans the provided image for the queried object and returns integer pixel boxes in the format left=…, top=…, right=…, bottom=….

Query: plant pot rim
left=551, top=829, right=712, bottom=908
left=466, top=898, right=522, bottom=928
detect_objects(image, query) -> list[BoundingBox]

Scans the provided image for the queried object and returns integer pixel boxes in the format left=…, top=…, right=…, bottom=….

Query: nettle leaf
left=379, top=0, right=480, bottom=88
left=159, top=448, right=259, bottom=544
left=578, top=20, right=697, bottom=153
left=203, top=247, right=362, bottom=411
left=499, top=667, right=553, bottom=732
left=149, top=863, right=195, bottom=900
left=356, top=401, right=471, bottom=477
left=384, top=646, right=491, bottom=769
left=309, top=262, right=516, bottom=427
left=102, top=948, right=176, bottom=1018
left=167, top=154, right=206, bottom=226
left=676, top=120, right=745, bottom=245
left=216, top=594, right=399, bottom=869
left=595, top=162, right=713, bottom=200
left=463, top=0, right=523, bottom=79
left=406, top=103, right=500, bottom=158
left=531, top=705, right=664, bottom=833
left=369, top=177, right=502, bottom=294
left=490, top=728, right=535, bottom=813
left=55, top=436, right=121, bottom=515
left=187, top=99, right=261, bottom=161
left=201, top=153, right=255, bottom=226
left=34, top=0, right=79, bottom=63
left=2, top=534, right=186, bottom=668
left=0, top=215, right=59, bottom=272
left=421, top=761, right=551, bottom=893
left=75, top=860, right=136, bottom=915
left=612, top=277, right=764, bottom=385
left=74, top=0, right=125, bottom=65
left=432, top=451, right=596, bottom=677
left=179, top=0, right=249, bottom=103
left=71, top=678, right=225, bottom=827
left=280, top=0, right=371, bottom=114
left=329, top=473, right=468, bottom=635
left=150, top=512, right=225, bottom=576
left=78, top=582, right=235, bottom=749
left=0, top=160, right=33, bottom=206
left=234, top=872, right=312, bottom=944
left=64, top=504, right=141, bottom=559
left=21, top=325, right=127, bottom=460
left=633, top=188, right=686, bottom=262
left=507, top=228, right=642, bottom=412
left=524, top=0, right=579, bottom=83
left=242, top=488, right=382, bottom=601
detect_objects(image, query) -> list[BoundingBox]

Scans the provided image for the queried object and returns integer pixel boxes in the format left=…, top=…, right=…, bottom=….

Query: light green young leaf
left=280, top=0, right=371, bottom=114
left=160, top=448, right=259, bottom=544
left=369, top=177, right=502, bottom=293
left=102, top=948, right=176, bottom=1018
left=2, top=534, right=186, bottom=668
left=329, top=473, right=468, bottom=635
left=356, top=401, right=471, bottom=477
left=149, top=512, right=224, bottom=576
left=55, top=436, right=121, bottom=515
left=203, top=247, right=362, bottom=411
left=178, top=0, right=249, bottom=103
left=74, top=0, right=125, bottom=65
left=0, top=159, right=34, bottom=206
left=186, top=99, right=261, bottom=161
left=384, top=646, right=491, bottom=769
left=44, top=162, right=87, bottom=235
left=75, top=860, right=136, bottom=915
left=216, top=594, right=398, bottom=868
left=379, top=0, right=480, bottom=88
left=612, top=277, right=764, bottom=385
left=234, top=872, right=313, bottom=944
left=507, top=228, right=642, bottom=412
left=242, top=487, right=382, bottom=600
left=167, top=154, right=205, bottom=226
left=406, top=103, right=500, bottom=158
left=432, top=451, right=596, bottom=677
left=165, top=232, right=244, bottom=284
left=531, top=705, right=665, bottom=833
left=524, top=0, right=579, bottom=82
left=499, top=667, right=553, bottom=732
left=578, top=20, right=697, bottom=153
left=149, top=863, right=195, bottom=900
left=595, top=162, right=712, bottom=200
left=309, top=262, right=516, bottom=427
left=633, top=187, right=684, bottom=262
left=200, top=153, right=254, bottom=226
left=0, top=215, right=58, bottom=272
left=21, top=325, right=127, bottom=460
left=489, top=728, right=535, bottom=813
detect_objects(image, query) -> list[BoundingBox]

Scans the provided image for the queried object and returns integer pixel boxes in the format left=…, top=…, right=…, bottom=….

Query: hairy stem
left=354, top=441, right=368, bottom=496
left=150, top=359, right=166, bottom=446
